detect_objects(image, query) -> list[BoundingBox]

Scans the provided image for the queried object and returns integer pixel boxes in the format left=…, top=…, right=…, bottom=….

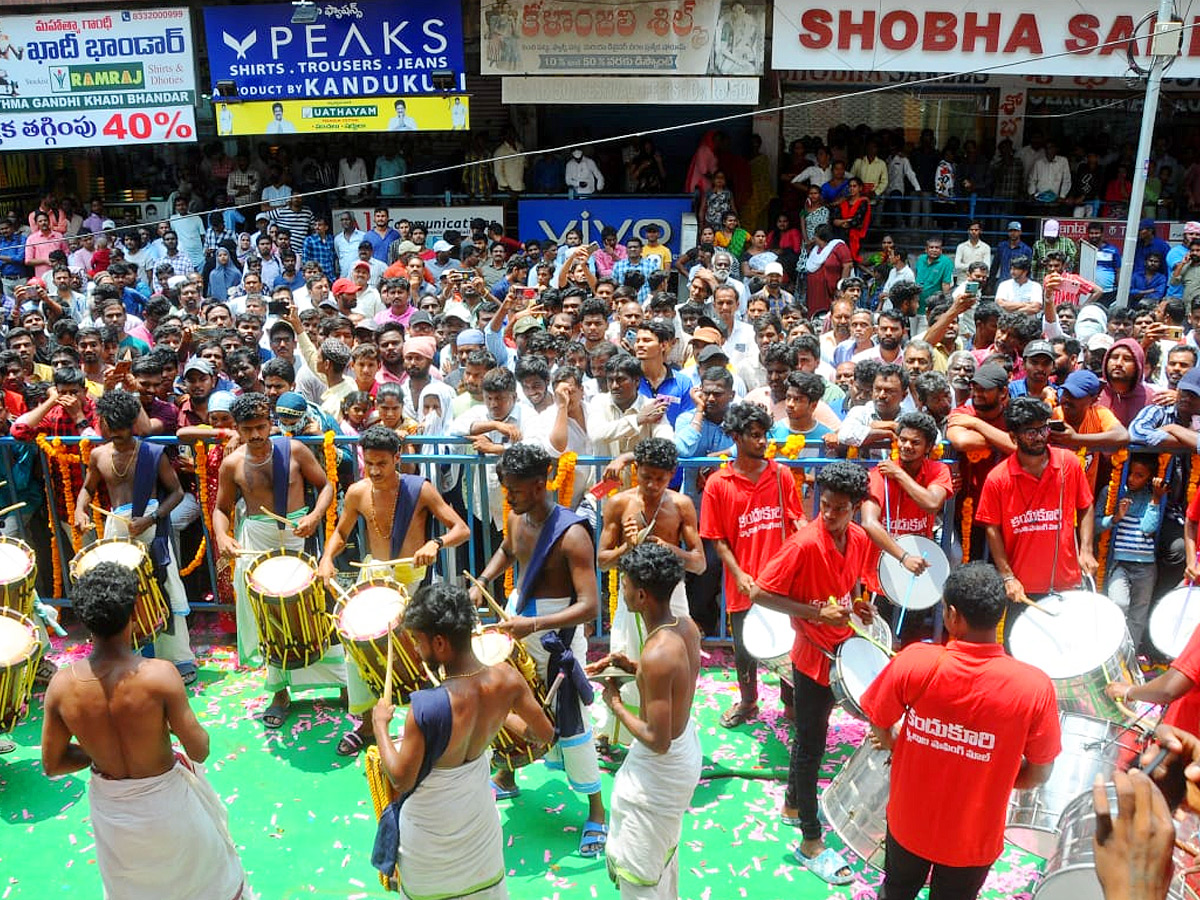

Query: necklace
left=442, top=666, right=485, bottom=681
left=370, top=486, right=396, bottom=540
left=245, top=448, right=273, bottom=468
left=110, top=440, right=139, bottom=480
left=644, top=618, right=679, bottom=641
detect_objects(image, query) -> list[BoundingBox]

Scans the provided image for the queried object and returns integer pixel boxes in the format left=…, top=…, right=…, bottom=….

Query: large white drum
left=819, top=741, right=892, bottom=870
left=1150, top=587, right=1200, bottom=660
left=877, top=535, right=950, bottom=611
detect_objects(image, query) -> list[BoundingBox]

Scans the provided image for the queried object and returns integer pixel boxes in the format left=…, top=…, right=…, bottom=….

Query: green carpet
left=0, top=632, right=1045, bottom=899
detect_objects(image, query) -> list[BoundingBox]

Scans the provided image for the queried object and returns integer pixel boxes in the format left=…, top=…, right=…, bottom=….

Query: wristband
left=433, top=536, right=444, bottom=549
left=1002, top=574, right=1016, bottom=584
left=899, top=552, right=910, bottom=564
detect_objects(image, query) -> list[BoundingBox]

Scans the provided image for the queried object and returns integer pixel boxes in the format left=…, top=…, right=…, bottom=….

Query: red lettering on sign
left=880, top=10, right=917, bottom=50
left=922, top=11, right=957, bottom=50
left=1065, top=14, right=1100, bottom=53
left=1003, top=14, right=1042, bottom=54
left=1190, top=16, right=1200, bottom=56
left=799, top=8, right=833, bottom=49
left=837, top=9, right=876, bottom=50
left=962, top=12, right=1002, bottom=52
left=1099, top=16, right=1135, bottom=56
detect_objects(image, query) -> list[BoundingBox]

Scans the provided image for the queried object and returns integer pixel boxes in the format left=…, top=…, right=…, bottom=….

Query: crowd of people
left=6, top=122, right=1200, bottom=900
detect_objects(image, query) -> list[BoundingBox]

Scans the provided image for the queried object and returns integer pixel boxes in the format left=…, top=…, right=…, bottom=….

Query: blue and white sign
left=518, top=198, right=694, bottom=254
left=203, top=1, right=465, bottom=101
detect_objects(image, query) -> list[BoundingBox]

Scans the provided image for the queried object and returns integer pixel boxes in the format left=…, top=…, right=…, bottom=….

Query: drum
left=1006, top=712, right=1142, bottom=858
left=0, top=537, right=36, bottom=618
left=830, top=637, right=890, bottom=721
left=473, top=629, right=554, bottom=769
left=0, top=608, right=42, bottom=732
left=1008, top=590, right=1144, bottom=722
left=334, top=579, right=428, bottom=703
left=70, top=539, right=169, bottom=648
left=245, top=550, right=332, bottom=670
left=1034, top=789, right=1199, bottom=900
left=877, top=535, right=950, bottom=611
left=741, top=605, right=793, bottom=681
left=1150, top=587, right=1200, bottom=660
left=819, top=741, right=892, bottom=870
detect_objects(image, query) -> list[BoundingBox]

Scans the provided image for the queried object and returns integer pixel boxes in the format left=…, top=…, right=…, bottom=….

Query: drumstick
left=422, top=661, right=441, bottom=686
left=1176, top=837, right=1200, bottom=859
left=349, top=558, right=416, bottom=568
left=91, top=503, right=130, bottom=524
left=383, top=633, right=395, bottom=702
left=464, top=572, right=509, bottom=621
left=0, top=500, right=25, bottom=518
left=257, top=505, right=296, bottom=529
left=1015, top=595, right=1059, bottom=616
left=544, top=671, right=566, bottom=707
left=847, top=620, right=896, bottom=657
left=893, top=549, right=927, bottom=638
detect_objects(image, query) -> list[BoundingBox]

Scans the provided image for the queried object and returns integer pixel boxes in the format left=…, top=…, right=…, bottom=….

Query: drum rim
left=1149, top=587, right=1200, bottom=658
left=247, top=549, right=320, bottom=592
left=0, top=607, right=39, bottom=668
left=876, top=534, right=948, bottom=611
left=473, top=629, right=515, bottom=666
left=0, top=537, right=34, bottom=581
left=1008, top=591, right=1130, bottom=677
left=335, top=579, right=406, bottom=640
left=741, top=604, right=793, bottom=660
left=70, top=537, right=150, bottom=575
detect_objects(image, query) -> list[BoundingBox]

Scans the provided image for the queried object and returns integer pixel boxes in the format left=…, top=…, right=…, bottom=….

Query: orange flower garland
left=322, top=431, right=338, bottom=543
left=960, top=496, right=973, bottom=564
left=768, top=436, right=809, bottom=509
left=502, top=490, right=514, bottom=596
left=1095, top=448, right=1129, bottom=590
left=79, top=438, right=104, bottom=538
left=1188, top=453, right=1200, bottom=507
left=549, top=452, right=578, bottom=506
left=178, top=441, right=208, bottom=577
left=37, top=436, right=81, bottom=553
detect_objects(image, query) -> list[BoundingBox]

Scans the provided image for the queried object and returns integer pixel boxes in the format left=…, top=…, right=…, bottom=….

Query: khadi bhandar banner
left=771, top=0, right=1200, bottom=78
left=0, top=8, right=197, bottom=151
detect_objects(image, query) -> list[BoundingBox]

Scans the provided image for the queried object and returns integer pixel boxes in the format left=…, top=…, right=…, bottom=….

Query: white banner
left=502, top=75, right=758, bottom=104
left=334, top=206, right=506, bottom=235
left=0, top=8, right=197, bottom=151
left=482, top=0, right=764, bottom=76
left=771, top=1, right=1200, bottom=77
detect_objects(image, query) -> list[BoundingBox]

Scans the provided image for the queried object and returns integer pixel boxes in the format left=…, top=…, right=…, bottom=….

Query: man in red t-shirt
left=750, top=461, right=874, bottom=886
left=861, top=563, right=1060, bottom=899
left=861, top=411, right=953, bottom=642
left=701, top=402, right=805, bottom=728
left=975, top=397, right=1096, bottom=639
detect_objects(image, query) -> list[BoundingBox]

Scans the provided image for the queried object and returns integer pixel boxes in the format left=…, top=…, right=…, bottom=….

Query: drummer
left=596, top=437, right=704, bottom=750
left=74, top=390, right=196, bottom=683
left=212, top=392, right=347, bottom=731
left=975, top=397, right=1097, bottom=641
left=749, top=461, right=875, bottom=886
left=317, top=425, right=469, bottom=756
left=859, top=411, right=953, bottom=645
left=859, top=563, right=1060, bottom=900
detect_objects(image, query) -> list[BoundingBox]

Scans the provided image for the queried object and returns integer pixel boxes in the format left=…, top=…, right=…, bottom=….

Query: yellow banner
left=214, top=96, right=470, bottom=136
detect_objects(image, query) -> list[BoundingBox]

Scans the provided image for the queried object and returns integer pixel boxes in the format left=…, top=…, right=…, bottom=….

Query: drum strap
left=390, top=475, right=427, bottom=560
left=270, top=437, right=290, bottom=529
left=1048, top=465, right=1065, bottom=594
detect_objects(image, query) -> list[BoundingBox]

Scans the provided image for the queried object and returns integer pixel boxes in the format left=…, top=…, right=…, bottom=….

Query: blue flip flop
left=795, top=846, right=854, bottom=885
left=490, top=779, right=520, bottom=801
left=579, top=820, right=608, bottom=858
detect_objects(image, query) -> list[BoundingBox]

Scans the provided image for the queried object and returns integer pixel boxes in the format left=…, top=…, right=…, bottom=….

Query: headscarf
left=418, top=381, right=459, bottom=490
left=207, top=243, right=242, bottom=302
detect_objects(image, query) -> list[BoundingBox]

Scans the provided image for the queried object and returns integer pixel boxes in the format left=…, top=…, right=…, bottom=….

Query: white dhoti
left=507, top=594, right=602, bottom=795
left=599, top=580, right=688, bottom=745
left=108, top=502, right=193, bottom=666
left=344, top=559, right=426, bottom=716
left=397, top=752, right=508, bottom=900
left=606, top=720, right=702, bottom=899
left=234, top=512, right=346, bottom=694
left=89, top=759, right=248, bottom=900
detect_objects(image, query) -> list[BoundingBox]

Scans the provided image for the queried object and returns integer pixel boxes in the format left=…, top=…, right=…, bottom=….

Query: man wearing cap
left=1130, top=218, right=1171, bottom=280
left=990, top=221, right=1032, bottom=290
left=1009, top=340, right=1058, bottom=404
left=177, top=357, right=217, bottom=428
left=395, top=336, right=440, bottom=420
left=641, top=223, right=672, bottom=271
left=426, top=239, right=459, bottom=281
left=751, top=261, right=794, bottom=314
left=1050, top=369, right=1129, bottom=491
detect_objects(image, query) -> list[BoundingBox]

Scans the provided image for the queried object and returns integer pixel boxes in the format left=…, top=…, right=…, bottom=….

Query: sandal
left=261, top=702, right=291, bottom=730
left=176, top=662, right=198, bottom=686
left=795, top=846, right=855, bottom=886
left=336, top=730, right=374, bottom=757
left=579, top=820, right=608, bottom=858
left=490, top=779, right=520, bottom=801
left=0, top=737, right=14, bottom=754
left=719, top=703, right=759, bottom=729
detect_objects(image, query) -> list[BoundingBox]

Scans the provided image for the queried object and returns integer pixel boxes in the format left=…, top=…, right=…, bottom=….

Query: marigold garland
left=768, top=437, right=809, bottom=510
left=549, top=452, right=578, bottom=506
left=1095, top=448, right=1129, bottom=590
left=322, top=430, right=338, bottom=543
left=960, top=496, right=973, bottom=564
left=79, top=438, right=104, bottom=538
left=1189, top=453, right=1200, bottom=507
left=178, top=439, right=210, bottom=578
left=502, top=490, right=514, bottom=596
left=38, top=436, right=82, bottom=553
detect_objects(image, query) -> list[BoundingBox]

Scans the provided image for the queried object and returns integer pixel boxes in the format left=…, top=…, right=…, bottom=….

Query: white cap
left=1043, top=219, right=1060, bottom=238
left=432, top=239, right=453, bottom=253
left=1087, top=333, right=1115, bottom=352
left=764, top=262, right=784, bottom=276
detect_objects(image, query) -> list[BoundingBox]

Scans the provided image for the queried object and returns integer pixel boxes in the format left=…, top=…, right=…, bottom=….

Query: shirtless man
left=469, top=442, right=608, bottom=857
left=596, top=437, right=703, bottom=749
left=374, top=583, right=554, bottom=898
left=318, top=425, right=470, bottom=756
left=41, top=563, right=247, bottom=899
left=212, top=392, right=345, bottom=730
left=74, top=390, right=195, bottom=681
left=589, top=544, right=702, bottom=900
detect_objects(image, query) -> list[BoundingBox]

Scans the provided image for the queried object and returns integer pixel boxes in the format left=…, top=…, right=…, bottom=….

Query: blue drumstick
left=894, top=551, right=926, bottom=640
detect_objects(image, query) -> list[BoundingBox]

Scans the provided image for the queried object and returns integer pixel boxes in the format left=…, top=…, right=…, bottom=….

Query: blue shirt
left=674, top=413, right=734, bottom=503
left=611, top=256, right=662, bottom=302
left=302, top=233, right=337, bottom=281
left=1095, top=243, right=1122, bottom=292
left=638, top=368, right=695, bottom=428
left=994, top=239, right=1033, bottom=280
left=365, top=228, right=400, bottom=261
left=0, top=232, right=26, bottom=278
left=1131, top=270, right=1167, bottom=302
left=1134, top=236, right=1171, bottom=276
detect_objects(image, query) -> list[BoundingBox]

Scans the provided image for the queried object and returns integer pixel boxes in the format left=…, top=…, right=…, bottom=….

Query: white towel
left=88, top=760, right=248, bottom=900
left=606, top=719, right=702, bottom=898
left=397, top=752, right=508, bottom=900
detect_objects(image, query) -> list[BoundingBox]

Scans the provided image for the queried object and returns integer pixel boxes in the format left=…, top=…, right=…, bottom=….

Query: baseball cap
left=208, top=390, right=236, bottom=413
left=352, top=260, right=371, bottom=272
left=182, top=357, right=215, bottom=377
left=408, top=310, right=434, bottom=329
left=1186, top=221, right=1200, bottom=235
left=393, top=240, right=421, bottom=255
left=274, top=391, right=307, bottom=419
left=691, top=326, right=724, bottom=345
left=442, top=300, right=472, bottom=323
left=764, top=262, right=785, bottom=276
left=513, top=317, right=544, bottom=335
left=432, top=239, right=453, bottom=253
left=1060, top=369, right=1102, bottom=399
left=1043, top=219, right=1060, bottom=238
left=1086, top=333, right=1115, bottom=352
left=971, top=363, right=1009, bottom=390
left=1007, top=221, right=1023, bottom=231
left=456, top=328, right=485, bottom=347
left=255, top=212, right=270, bottom=222
left=268, top=319, right=295, bottom=337
left=318, top=297, right=338, bottom=310
left=331, top=277, right=358, bottom=295
left=697, top=345, right=728, bottom=364
left=1022, top=340, right=1054, bottom=360
left=1140, top=217, right=1157, bottom=231
left=354, top=319, right=380, bottom=334
left=1181, top=368, right=1200, bottom=396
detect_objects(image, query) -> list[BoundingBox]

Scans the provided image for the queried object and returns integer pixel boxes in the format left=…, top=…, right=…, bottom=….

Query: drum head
left=1149, top=587, right=1200, bottom=660
left=76, top=541, right=145, bottom=574
left=0, top=615, right=36, bottom=667
left=1009, top=591, right=1128, bottom=680
left=836, top=637, right=890, bottom=705
left=250, top=555, right=315, bottom=593
left=877, top=535, right=949, bottom=611
left=742, top=605, right=793, bottom=660
left=474, top=631, right=513, bottom=667
left=338, top=586, right=403, bottom=639
left=0, top=541, right=32, bottom=583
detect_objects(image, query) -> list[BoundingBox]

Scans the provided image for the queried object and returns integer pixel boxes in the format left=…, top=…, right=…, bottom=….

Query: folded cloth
left=397, top=752, right=508, bottom=900
left=540, top=629, right=594, bottom=738
left=606, top=719, right=702, bottom=899
left=89, top=758, right=248, bottom=900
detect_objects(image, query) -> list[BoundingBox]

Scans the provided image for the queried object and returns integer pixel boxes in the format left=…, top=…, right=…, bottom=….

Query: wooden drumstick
left=422, top=661, right=441, bottom=686
left=91, top=503, right=130, bottom=524
left=383, top=633, right=395, bottom=703
left=257, top=505, right=296, bottom=529
left=349, top=557, right=416, bottom=568
left=0, top=501, right=20, bottom=518
left=464, top=572, right=509, bottom=621
left=544, top=670, right=566, bottom=708
left=1015, top=595, right=1059, bottom=616
left=848, top=620, right=896, bottom=657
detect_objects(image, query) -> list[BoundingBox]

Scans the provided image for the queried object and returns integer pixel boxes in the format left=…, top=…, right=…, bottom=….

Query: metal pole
left=1115, top=2, right=1182, bottom=308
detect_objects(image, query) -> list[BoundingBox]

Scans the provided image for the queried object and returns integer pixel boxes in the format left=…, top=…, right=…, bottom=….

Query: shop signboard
left=215, top=95, right=469, bottom=136
left=517, top=197, right=694, bottom=253
left=772, top=0, right=1200, bottom=78
left=203, top=1, right=466, bottom=101
left=482, top=0, right=765, bottom=76
left=0, top=8, right=197, bottom=151
left=501, top=75, right=758, bottom=104
left=1043, top=218, right=1182, bottom=244
left=335, top=205, right=506, bottom=235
